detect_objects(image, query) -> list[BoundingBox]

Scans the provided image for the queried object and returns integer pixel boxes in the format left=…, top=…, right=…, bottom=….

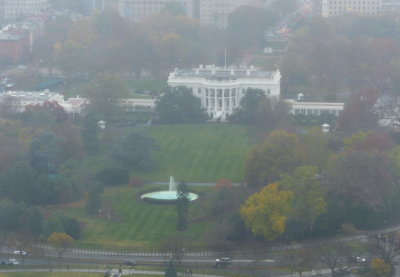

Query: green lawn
left=53, top=124, right=251, bottom=250
left=62, top=186, right=213, bottom=250
left=139, top=124, right=251, bottom=183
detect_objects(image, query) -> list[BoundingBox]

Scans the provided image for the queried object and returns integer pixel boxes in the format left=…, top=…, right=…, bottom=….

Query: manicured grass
left=51, top=124, right=251, bottom=249
left=62, top=186, right=213, bottom=250
left=139, top=124, right=251, bottom=183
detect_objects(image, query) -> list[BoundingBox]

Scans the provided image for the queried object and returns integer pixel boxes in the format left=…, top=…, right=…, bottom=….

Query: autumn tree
left=47, top=232, right=74, bottom=259
left=280, top=166, right=326, bottom=240
left=370, top=258, right=392, bottom=277
left=84, top=74, right=128, bottom=121
left=245, top=130, right=306, bottom=187
left=240, top=183, right=293, bottom=241
left=326, top=149, right=393, bottom=212
left=337, top=87, right=380, bottom=131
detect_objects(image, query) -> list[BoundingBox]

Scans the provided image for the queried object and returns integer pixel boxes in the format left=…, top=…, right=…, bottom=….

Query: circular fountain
left=140, top=176, right=198, bottom=203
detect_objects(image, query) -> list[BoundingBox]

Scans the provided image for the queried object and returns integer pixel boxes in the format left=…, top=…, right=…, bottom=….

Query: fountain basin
left=141, top=191, right=199, bottom=202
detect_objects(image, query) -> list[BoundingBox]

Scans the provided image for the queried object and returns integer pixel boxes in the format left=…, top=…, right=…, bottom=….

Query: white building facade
left=0, top=0, right=48, bottom=22
left=118, top=0, right=264, bottom=28
left=118, top=0, right=193, bottom=22
left=287, top=99, right=344, bottom=117
left=195, top=0, right=264, bottom=28
left=321, top=0, right=382, bottom=16
left=168, top=65, right=281, bottom=121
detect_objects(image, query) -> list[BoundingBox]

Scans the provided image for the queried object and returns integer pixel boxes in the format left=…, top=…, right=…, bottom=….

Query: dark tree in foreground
left=176, top=181, right=190, bottom=231
left=155, top=87, right=207, bottom=124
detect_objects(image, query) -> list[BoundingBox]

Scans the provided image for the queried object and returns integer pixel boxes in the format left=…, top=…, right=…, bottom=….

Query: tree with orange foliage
left=47, top=232, right=73, bottom=259
left=240, top=183, right=293, bottom=241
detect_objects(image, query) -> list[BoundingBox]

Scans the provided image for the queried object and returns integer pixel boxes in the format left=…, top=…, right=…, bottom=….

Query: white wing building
left=0, top=0, right=48, bottom=22
left=167, top=65, right=281, bottom=121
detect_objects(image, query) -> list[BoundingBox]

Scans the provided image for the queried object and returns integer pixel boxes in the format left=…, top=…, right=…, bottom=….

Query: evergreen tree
left=176, top=181, right=190, bottom=231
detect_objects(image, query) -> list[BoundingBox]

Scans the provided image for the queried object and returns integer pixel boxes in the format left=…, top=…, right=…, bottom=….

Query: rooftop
left=171, top=65, right=277, bottom=81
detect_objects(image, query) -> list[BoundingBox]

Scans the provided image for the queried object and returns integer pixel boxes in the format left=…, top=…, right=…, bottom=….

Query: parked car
left=122, top=260, right=136, bottom=266
left=13, top=250, right=26, bottom=255
left=215, top=257, right=231, bottom=267
left=7, top=259, right=19, bottom=265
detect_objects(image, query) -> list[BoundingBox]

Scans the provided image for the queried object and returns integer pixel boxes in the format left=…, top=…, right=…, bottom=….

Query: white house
left=167, top=64, right=281, bottom=121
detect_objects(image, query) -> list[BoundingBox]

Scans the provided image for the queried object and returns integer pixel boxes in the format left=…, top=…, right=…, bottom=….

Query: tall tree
left=84, top=74, right=128, bottom=121
left=240, top=183, right=293, bottom=241
left=47, top=232, right=74, bottom=260
left=280, top=166, right=327, bottom=239
left=245, top=130, right=306, bottom=186
left=155, top=87, right=207, bottom=124
left=337, top=87, right=380, bottom=131
left=176, top=181, right=190, bottom=231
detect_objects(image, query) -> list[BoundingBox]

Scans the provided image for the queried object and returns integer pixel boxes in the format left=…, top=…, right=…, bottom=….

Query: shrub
left=129, top=177, right=144, bottom=187
left=95, top=168, right=129, bottom=186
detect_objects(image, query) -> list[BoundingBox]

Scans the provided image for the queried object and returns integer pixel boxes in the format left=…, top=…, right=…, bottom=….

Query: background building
left=81, top=0, right=106, bottom=15
left=118, top=0, right=193, bottom=22
left=193, top=0, right=263, bottom=28
left=168, top=64, right=281, bottom=121
left=0, top=0, right=48, bottom=23
left=118, top=0, right=264, bottom=28
left=320, top=0, right=382, bottom=16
